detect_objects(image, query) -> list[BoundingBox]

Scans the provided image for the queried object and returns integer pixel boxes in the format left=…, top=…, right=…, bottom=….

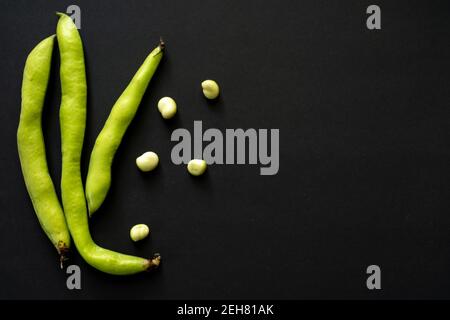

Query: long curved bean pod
left=17, top=35, right=71, bottom=264
left=85, top=42, right=164, bottom=215
left=57, top=13, right=160, bottom=275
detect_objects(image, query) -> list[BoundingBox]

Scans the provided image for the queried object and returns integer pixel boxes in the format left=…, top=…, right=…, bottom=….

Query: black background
left=1, top=0, right=450, bottom=299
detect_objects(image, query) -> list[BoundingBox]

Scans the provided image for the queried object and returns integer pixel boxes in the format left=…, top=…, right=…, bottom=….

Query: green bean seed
left=187, top=159, right=207, bottom=176
left=136, top=151, right=159, bottom=172
left=57, top=13, right=160, bottom=275
left=130, top=224, right=150, bottom=242
left=201, top=80, right=220, bottom=99
left=157, top=96, right=177, bottom=119
left=17, top=35, right=71, bottom=264
left=85, top=41, right=165, bottom=215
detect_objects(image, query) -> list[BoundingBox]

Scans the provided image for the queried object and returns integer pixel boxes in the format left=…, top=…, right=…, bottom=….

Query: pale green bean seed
left=201, top=80, right=220, bottom=99
left=187, top=159, right=207, bottom=176
left=130, top=224, right=150, bottom=242
left=136, top=151, right=159, bottom=172
left=157, top=96, right=177, bottom=119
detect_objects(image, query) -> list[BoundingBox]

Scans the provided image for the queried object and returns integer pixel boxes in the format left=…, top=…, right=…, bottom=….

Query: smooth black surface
left=1, top=0, right=450, bottom=299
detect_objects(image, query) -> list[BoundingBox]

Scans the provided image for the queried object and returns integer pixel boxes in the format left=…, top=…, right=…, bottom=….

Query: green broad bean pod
left=57, top=13, right=160, bottom=275
left=17, top=35, right=71, bottom=264
left=85, top=41, right=164, bottom=215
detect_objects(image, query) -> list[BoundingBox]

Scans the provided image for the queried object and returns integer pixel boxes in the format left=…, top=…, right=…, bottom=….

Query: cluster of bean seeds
left=133, top=80, right=220, bottom=240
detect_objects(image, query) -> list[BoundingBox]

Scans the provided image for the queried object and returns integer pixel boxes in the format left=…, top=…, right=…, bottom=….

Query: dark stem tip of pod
left=58, top=243, right=70, bottom=269
left=159, top=37, right=165, bottom=51
left=146, top=253, right=161, bottom=271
